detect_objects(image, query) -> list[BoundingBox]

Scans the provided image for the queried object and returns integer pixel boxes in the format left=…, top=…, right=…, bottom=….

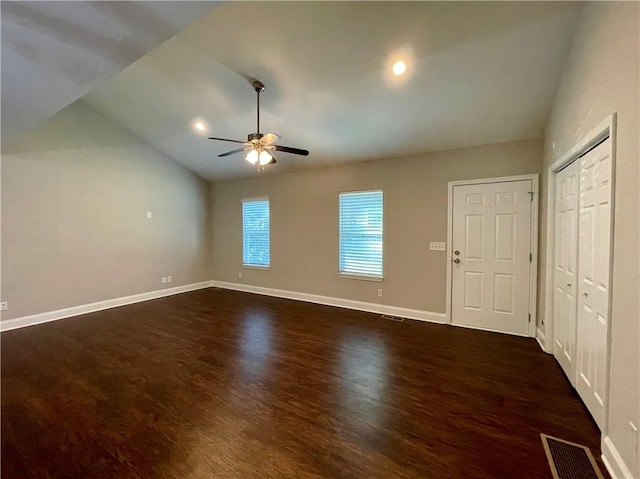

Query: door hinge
left=530, top=252, right=532, bottom=262
left=528, top=313, right=531, bottom=323
left=528, top=191, right=534, bottom=201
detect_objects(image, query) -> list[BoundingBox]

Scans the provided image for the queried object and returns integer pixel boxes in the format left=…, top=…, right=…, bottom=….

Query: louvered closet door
left=576, top=138, right=613, bottom=430
left=553, top=160, right=580, bottom=384
left=451, top=180, right=532, bottom=336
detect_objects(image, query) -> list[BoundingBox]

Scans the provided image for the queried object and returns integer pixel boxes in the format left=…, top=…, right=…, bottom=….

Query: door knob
left=454, top=250, right=460, bottom=255
left=454, top=258, right=460, bottom=264
left=567, top=283, right=572, bottom=287
left=583, top=292, right=588, bottom=297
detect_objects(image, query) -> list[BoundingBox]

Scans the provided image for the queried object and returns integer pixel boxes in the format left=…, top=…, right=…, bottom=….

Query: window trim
left=338, top=188, right=384, bottom=281
left=243, top=264, right=271, bottom=271
left=242, top=197, right=271, bottom=269
left=338, top=272, right=384, bottom=283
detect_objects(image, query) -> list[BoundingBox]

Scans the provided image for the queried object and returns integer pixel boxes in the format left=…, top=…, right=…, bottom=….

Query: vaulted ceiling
left=2, top=1, right=583, bottom=181
left=1, top=1, right=218, bottom=144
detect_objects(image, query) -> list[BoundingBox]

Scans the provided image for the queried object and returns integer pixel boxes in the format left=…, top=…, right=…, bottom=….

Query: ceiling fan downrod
left=252, top=80, right=265, bottom=136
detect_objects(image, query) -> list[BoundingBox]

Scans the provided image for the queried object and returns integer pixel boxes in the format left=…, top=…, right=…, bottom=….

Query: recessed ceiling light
left=192, top=119, right=208, bottom=134
left=392, top=60, right=407, bottom=76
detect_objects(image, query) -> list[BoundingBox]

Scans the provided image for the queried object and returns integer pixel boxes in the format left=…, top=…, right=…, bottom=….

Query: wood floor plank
left=1, top=288, right=607, bottom=478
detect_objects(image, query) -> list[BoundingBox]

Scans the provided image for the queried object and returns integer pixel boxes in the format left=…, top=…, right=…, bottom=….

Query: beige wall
left=211, top=139, right=541, bottom=314
left=539, top=2, right=639, bottom=475
left=1, top=101, right=211, bottom=320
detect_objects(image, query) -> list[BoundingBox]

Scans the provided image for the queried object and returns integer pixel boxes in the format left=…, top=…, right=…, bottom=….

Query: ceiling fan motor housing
left=247, top=132, right=263, bottom=142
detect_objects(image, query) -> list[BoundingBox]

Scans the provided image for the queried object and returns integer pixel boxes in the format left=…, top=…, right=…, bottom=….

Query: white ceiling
left=1, top=1, right=218, bottom=144
left=4, top=2, right=583, bottom=181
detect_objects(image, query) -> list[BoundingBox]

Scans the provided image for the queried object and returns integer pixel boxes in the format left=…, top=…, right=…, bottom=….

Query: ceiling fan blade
left=261, top=133, right=281, bottom=145
left=266, top=154, right=277, bottom=165
left=218, top=148, right=247, bottom=157
left=207, top=136, right=246, bottom=144
left=273, top=145, right=309, bottom=156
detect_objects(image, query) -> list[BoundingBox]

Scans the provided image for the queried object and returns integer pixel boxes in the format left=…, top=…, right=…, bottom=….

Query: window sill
left=338, top=273, right=383, bottom=283
left=243, top=265, right=271, bottom=271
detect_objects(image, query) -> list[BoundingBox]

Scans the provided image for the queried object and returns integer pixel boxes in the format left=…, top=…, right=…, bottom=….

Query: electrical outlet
left=162, top=277, right=167, bottom=284
left=377, top=289, right=383, bottom=297
left=167, top=276, right=172, bottom=283
left=0, top=302, right=8, bottom=311
left=238, top=272, right=242, bottom=278
left=147, top=211, right=153, bottom=219
left=429, top=242, right=446, bottom=251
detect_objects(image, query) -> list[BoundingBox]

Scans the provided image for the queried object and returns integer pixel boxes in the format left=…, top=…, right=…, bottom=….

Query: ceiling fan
left=208, top=80, right=309, bottom=169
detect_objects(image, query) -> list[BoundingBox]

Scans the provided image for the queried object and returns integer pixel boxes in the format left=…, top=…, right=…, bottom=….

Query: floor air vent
left=540, top=434, right=604, bottom=479
left=380, top=314, right=405, bottom=322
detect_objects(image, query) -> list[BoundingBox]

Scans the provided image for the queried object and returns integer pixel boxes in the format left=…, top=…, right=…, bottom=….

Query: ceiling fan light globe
left=245, top=149, right=259, bottom=164
left=258, top=151, right=273, bottom=166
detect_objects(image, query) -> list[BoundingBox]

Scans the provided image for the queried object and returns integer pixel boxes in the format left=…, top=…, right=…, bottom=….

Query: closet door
left=576, top=138, right=613, bottom=430
left=552, top=160, right=579, bottom=383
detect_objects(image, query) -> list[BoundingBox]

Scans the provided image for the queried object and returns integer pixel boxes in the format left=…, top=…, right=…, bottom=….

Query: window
left=242, top=198, right=270, bottom=268
left=339, top=190, right=383, bottom=280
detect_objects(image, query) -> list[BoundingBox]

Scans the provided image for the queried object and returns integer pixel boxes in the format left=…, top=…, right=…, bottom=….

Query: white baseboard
left=0, top=281, right=213, bottom=332
left=210, top=280, right=447, bottom=324
left=536, top=327, right=551, bottom=353
left=449, top=321, right=529, bottom=337
left=602, top=435, right=635, bottom=479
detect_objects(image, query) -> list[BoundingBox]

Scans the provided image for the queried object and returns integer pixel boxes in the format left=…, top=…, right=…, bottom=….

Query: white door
left=553, top=160, right=580, bottom=383
left=576, top=138, right=613, bottom=430
left=451, top=180, right=532, bottom=335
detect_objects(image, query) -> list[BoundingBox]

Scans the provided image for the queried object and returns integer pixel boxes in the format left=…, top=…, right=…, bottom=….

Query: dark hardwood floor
left=2, top=288, right=606, bottom=478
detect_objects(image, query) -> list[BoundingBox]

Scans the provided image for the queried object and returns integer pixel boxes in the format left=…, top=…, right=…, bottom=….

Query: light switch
left=147, top=211, right=153, bottom=219
left=429, top=242, right=446, bottom=251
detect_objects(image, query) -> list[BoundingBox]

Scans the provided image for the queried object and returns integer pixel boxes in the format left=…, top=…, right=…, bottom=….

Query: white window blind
left=339, top=190, right=383, bottom=278
left=242, top=199, right=270, bottom=267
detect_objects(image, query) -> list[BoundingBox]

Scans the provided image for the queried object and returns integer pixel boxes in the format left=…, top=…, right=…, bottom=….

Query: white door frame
left=446, top=174, right=539, bottom=337
left=543, top=113, right=617, bottom=355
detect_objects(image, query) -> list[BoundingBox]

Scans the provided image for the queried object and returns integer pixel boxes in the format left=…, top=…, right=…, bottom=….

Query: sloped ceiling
left=1, top=1, right=218, bottom=144
left=4, top=2, right=583, bottom=181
